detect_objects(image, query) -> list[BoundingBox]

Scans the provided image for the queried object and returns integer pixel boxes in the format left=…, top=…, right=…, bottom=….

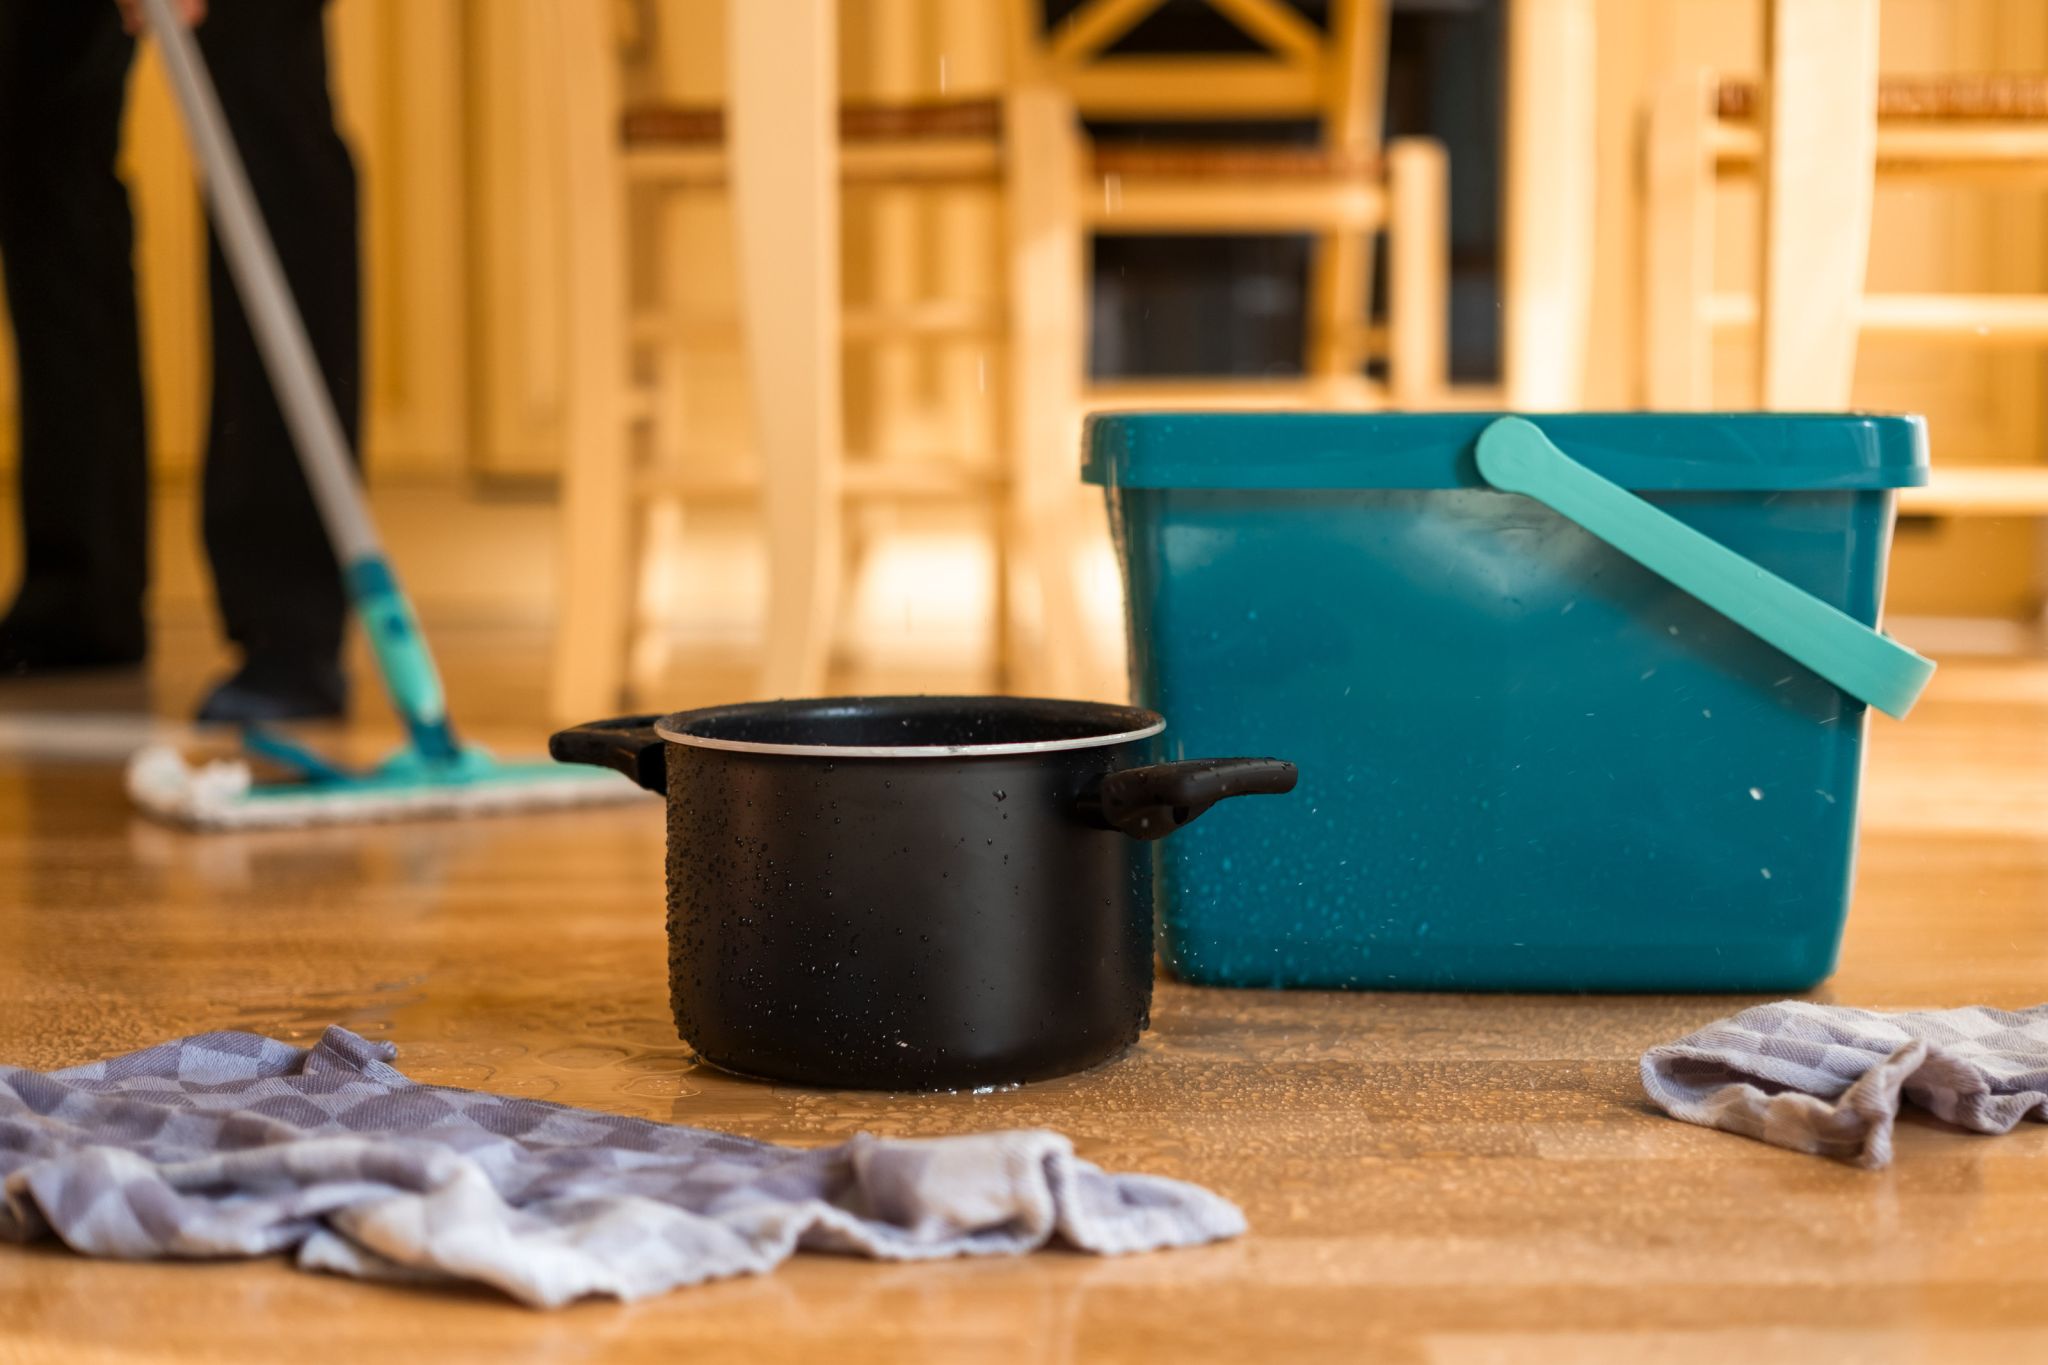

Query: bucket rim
left=1081, top=410, right=1928, bottom=493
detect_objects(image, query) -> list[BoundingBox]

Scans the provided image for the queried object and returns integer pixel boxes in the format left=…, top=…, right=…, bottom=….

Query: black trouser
left=0, top=0, right=360, bottom=666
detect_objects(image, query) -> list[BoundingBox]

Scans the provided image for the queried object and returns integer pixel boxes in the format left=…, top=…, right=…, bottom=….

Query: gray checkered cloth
left=1642, top=1001, right=2048, bottom=1169
left=0, top=1027, right=1244, bottom=1307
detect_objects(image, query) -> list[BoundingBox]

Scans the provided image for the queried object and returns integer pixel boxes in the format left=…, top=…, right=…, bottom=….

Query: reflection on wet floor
left=0, top=639, right=2044, bottom=1355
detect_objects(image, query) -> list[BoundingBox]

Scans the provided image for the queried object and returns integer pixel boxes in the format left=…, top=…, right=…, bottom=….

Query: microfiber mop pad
left=127, top=743, right=640, bottom=832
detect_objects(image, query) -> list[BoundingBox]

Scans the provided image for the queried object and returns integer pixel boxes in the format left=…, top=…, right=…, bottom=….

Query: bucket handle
left=1474, top=417, right=1934, bottom=719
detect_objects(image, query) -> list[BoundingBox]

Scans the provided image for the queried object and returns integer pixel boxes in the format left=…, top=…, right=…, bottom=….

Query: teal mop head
left=127, top=729, right=641, bottom=831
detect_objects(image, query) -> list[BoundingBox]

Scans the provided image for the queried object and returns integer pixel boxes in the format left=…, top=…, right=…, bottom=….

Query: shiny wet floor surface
left=0, top=652, right=2044, bottom=1363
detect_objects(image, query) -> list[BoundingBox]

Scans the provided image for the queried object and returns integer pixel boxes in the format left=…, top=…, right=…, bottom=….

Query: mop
left=125, top=0, right=639, bottom=830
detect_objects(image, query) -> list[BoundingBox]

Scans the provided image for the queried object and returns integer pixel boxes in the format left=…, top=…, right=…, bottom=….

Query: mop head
left=127, top=742, right=643, bottom=831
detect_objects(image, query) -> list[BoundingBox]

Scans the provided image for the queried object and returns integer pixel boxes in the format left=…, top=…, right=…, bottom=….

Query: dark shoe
left=0, top=596, right=146, bottom=676
left=196, top=657, right=348, bottom=725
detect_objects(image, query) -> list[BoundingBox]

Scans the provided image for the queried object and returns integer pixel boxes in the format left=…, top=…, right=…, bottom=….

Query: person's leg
left=195, top=0, right=358, bottom=722
left=0, top=0, right=148, bottom=670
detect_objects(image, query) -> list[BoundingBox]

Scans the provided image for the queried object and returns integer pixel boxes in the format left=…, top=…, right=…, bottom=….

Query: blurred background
left=1, top=0, right=2044, bottom=729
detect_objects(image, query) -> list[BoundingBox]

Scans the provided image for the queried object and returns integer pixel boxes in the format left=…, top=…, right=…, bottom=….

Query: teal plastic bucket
left=1085, top=412, right=1929, bottom=992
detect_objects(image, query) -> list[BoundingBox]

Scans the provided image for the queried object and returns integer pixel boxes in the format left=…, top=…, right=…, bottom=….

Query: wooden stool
left=1643, top=0, right=2048, bottom=515
left=549, top=2, right=1088, bottom=718
left=1007, top=0, right=1451, bottom=410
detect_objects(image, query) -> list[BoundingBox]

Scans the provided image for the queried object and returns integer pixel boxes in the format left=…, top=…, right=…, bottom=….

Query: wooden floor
left=0, top=631, right=2044, bottom=1363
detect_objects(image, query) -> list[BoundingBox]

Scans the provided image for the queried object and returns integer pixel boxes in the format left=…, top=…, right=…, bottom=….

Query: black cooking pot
left=550, top=696, right=1295, bottom=1091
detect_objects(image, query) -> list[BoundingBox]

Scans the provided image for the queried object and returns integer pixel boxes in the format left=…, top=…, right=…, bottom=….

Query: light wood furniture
left=725, top=0, right=844, bottom=698
left=554, top=0, right=853, bottom=715
left=1643, top=0, right=2048, bottom=516
left=1007, top=0, right=1450, bottom=409
left=547, top=0, right=1592, bottom=718
left=552, top=0, right=637, bottom=727
left=1503, top=0, right=1597, bottom=411
left=548, top=4, right=1088, bottom=717
left=4, top=616, right=2048, bottom=1359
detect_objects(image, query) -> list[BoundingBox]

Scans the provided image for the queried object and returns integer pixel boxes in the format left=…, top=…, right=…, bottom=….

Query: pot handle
left=548, top=715, right=668, bottom=794
left=1078, top=757, right=1298, bottom=841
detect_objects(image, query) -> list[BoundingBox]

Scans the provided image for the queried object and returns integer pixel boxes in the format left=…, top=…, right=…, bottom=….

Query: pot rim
left=652, top=695, right=1167, bottom=759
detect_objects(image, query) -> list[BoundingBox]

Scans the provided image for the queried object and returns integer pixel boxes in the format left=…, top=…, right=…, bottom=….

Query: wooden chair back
left=1003, top=0, right=1389, bottom=156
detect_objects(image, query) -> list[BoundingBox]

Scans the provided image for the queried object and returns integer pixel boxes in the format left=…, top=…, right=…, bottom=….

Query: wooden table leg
left=729, top=0, right=844, bottom=698
left=1003, top=85, right=1089, bottom=700
left=1642, top=68, right=1716, bottom=411
left=550, top=0, right=634, bottom=722
left=1757, top=0, right=1879, bottom=409
left=1503, top=0, right=1596, bottom=411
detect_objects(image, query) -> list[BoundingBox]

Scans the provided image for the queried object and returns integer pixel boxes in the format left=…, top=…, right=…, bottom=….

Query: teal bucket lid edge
left=1081, top=411, right=1929, bottom=492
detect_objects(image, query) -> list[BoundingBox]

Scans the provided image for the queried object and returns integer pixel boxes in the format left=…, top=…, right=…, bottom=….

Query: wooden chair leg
left=629, top=495, right=682, bottom=686
left=548, top=0, right=634, bottom=723
left=865, top=0, right=922, bottom=475
left=987, top=496, right=1015, bottom=692
left=1003, top=85, right=1089, bottom=700
left=1306, top=229, right=1369, bottom=383
left=728, top=0, right=844, bottom=698
left=1757, top=0, right=1879, bottom=409
left=1643, top=69, right=1716, bottom=411
left=1503, top=0, right=1596, bottom=411
left=1387, top=137, right=1448, bottom=408
left=1308, top=0, right=1385, bottom=388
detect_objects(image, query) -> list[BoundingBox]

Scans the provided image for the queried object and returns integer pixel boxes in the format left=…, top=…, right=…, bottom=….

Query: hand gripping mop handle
left=1475, top=417, right=1935, bottom=719
left=142, top=0, right=457, bottom=761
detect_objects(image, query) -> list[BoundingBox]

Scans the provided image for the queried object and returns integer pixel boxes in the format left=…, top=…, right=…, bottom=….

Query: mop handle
left=141, top=0, right=456, bottom=758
